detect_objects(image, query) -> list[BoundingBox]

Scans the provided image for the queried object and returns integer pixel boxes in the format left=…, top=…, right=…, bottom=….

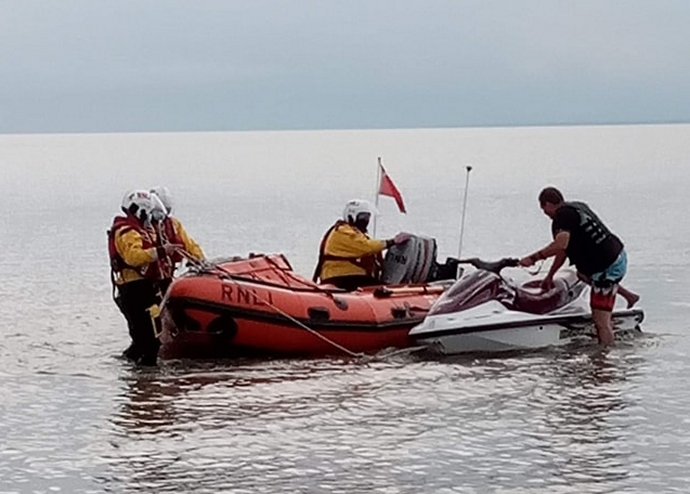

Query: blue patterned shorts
left=591, top=250, right=628, bottom=288
left=590, top=250, right=627, bottom=311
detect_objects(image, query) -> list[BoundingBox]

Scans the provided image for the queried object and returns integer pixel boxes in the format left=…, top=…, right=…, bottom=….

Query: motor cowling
left=381, top=234, right=440, bottom=284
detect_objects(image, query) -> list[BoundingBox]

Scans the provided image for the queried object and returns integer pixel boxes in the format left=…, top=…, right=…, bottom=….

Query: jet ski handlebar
left=456, top=257, right=519, bottom=274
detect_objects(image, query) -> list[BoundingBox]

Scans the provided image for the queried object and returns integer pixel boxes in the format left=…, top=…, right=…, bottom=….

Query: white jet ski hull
left=410, top=303, right=644, bottom=355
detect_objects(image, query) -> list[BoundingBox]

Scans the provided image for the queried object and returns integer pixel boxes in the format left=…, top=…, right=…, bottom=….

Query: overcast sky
left=1, top=0, right=689, bottom=133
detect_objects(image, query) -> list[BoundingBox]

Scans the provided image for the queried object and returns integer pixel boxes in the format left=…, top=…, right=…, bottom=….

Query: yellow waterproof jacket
left=168, top=217, right=205, bottom=260
left=315, top=222, right=386, bottom=282
left=113, top=226, right=162, bottom=285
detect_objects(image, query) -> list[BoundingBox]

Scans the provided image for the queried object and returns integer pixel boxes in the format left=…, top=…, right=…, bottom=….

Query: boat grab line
left=175, top=249, right=365, bottom=358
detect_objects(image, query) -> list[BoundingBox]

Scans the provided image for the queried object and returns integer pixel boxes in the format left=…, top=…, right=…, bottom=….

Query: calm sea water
left=1, top=125, right=689, bottom=493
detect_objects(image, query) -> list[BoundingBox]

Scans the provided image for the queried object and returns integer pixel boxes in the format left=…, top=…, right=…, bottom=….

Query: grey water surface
left=1, top=125, right=689, bottom=493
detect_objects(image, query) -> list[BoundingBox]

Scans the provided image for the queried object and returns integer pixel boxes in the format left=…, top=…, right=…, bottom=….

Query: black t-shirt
left=551, top=201, right=623, bottom=276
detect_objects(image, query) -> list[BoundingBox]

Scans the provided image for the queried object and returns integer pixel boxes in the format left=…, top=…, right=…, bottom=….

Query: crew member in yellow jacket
left=150, top=185, right=205, bottom=293
left=313, top=199, right=410, bottom=290
left=108, top=190, right=182, bottom=366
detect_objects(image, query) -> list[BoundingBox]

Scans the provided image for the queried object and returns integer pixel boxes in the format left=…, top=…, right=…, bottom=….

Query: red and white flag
left=378, top=163, right=406, bottom=213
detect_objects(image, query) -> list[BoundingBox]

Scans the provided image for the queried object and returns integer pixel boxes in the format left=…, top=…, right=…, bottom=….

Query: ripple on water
left=1, top=333, right=689, bottom=493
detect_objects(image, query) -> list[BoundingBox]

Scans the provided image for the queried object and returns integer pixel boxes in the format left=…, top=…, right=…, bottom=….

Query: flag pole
left=457, top=165, right=473, bottom=263
left=373, top=156, right=382, bottom=237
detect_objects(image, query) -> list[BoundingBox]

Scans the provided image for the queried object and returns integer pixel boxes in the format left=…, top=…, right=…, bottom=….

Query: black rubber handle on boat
left=373, top=287, right=393, bottom=298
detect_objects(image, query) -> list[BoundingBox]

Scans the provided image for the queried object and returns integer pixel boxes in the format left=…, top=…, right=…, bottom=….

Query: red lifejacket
left=107, top=215, right=162, bottom=281
left=312, top=220, right=383, bottom=282
left=158, top=217, right=184, bottom=264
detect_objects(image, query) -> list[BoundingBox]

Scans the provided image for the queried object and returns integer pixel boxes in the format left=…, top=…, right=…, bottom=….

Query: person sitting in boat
left=150, top=185, right=205, bottom=293
left=108, top=189, right=182, bottom=366
left=313, top=198, right=410, bottom=290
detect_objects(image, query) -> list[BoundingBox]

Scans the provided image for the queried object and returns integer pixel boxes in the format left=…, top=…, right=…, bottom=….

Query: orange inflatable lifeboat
left=160, top=236, right=459, bottom=359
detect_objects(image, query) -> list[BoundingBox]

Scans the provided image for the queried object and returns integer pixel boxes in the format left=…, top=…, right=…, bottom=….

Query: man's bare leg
left=592, top=309, right=615, bottom=345
left=618, top=285, right=640, bottom=308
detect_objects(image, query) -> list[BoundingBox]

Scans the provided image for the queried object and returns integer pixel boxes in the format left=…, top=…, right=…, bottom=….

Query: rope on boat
left=360, top=344, right=429, bottom=363
left=165, top=251, right=554, bottom=362
left=174, top=249, right=365, bottom=359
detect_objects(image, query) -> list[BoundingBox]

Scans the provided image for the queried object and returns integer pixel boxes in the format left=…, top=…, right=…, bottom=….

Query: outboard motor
left=381, top=234, right=460, bottom=283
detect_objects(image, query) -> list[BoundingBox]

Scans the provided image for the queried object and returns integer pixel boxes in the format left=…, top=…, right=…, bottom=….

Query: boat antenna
left=372, top=157, right=383, bottom=238
left=457, top=165, right=473, bottom=262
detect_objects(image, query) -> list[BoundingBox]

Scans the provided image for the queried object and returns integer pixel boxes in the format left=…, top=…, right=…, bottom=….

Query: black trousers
left=116, top=279, right=162, bottom=366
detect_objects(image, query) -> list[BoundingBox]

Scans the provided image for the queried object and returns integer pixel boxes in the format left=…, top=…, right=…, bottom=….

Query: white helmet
left=150, top=185, right=173, bottom=215
left=121, top=189, right=167, bottom=224
left=342, top=199, right=377, bottom=223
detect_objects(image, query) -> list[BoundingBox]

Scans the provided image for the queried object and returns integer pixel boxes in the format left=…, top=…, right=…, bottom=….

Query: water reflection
left=111, top=359, right=342, bottom=436
left=113, top=369, right=181, bottom=435
left=101, top=347, right=649, bottom=493
left=394, top=344, right=647, bottom=492
left=106, top=358, right=368, bottom=493
left=532, top=346, right=644, bottom=489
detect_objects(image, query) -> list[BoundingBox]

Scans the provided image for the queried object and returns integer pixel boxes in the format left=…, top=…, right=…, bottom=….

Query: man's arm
left=116, top=229, right=158, bottom=267
left=519, top=231, right=570, bottom=267
left=172, top=217, right=205, bottom=260
left=539, top=250, right=568, bottom=290
left=546, top=249, right=567, bottom=278
left=329, top=228, right=387, bottom=258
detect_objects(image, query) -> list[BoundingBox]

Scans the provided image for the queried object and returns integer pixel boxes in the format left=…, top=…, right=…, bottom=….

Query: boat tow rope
left=173, top=249, right=366, bottom=359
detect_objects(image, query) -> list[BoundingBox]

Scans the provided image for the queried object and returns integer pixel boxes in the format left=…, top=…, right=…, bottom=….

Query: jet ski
left=409, top=257, right=644, bottom=354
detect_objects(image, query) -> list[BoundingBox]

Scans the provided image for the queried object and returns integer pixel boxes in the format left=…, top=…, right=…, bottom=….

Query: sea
left=0, top=124, right=689, bottom=493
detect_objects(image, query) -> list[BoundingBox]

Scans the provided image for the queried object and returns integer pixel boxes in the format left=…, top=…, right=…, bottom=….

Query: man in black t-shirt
left=519, top=187, right=639, bottom=345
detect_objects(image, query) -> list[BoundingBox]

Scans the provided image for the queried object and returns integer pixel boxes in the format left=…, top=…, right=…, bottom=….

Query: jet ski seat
left=513, top=274, right=585, bottom=314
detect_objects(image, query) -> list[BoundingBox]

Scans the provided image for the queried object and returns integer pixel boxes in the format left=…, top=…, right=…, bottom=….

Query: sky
left=0, top=0, right=689, bottom=134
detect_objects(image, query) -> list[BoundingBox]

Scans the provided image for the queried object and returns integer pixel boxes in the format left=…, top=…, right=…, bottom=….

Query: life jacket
left=158, top=217, right=184, bottom=264
left=312, top=220, right=383, bottom=282
left=107, top=215, right=163, bottom=281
